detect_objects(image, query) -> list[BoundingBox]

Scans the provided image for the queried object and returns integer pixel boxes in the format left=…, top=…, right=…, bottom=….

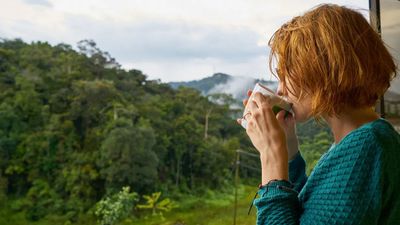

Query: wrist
left=259, top=179, right=294, bottom=189
left=260, top=153, right=288, bottom=185
left=259, top=145, right=288, bottom=162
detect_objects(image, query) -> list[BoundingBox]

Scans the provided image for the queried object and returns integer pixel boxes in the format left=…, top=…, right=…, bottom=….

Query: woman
left=237, top=4, right=400, bottom=225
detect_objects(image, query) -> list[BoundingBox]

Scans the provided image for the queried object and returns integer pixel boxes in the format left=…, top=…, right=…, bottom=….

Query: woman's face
left=276, top=79, right=312, bottom=123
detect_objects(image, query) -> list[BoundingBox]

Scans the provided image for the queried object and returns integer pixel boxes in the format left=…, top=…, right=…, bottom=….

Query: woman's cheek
left=292, top=106, right=306, bottom=123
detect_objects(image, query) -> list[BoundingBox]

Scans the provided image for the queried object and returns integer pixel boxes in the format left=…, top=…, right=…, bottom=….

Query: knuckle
left=262, top=106, right=272, bottom=114
left=248, top=120, right=254, bottom=127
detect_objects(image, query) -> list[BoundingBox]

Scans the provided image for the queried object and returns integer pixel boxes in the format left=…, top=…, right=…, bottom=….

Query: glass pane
left=381, top=0, right=400, bottom=131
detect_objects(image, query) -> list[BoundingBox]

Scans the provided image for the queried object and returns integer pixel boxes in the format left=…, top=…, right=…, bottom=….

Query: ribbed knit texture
left=254, top=118, right=400, bottom=224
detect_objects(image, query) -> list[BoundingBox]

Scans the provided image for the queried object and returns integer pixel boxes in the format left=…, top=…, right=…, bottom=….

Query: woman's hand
left=238, top=90, right=300, bottom=161
left=237, top=91, right=297, bottom=184
left=275, top=106, right=300, bottom=161
left=245, top=92, right=287, bottom=156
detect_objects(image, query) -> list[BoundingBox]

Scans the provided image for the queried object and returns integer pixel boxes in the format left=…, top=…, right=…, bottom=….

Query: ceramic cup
left=241, top=83, right=293, bottom=129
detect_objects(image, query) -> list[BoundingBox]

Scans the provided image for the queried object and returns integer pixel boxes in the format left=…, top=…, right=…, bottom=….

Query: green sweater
left=254, top=118, right=400, bottom=224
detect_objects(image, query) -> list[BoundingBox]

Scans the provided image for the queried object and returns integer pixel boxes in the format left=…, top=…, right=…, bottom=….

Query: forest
left=0, top=39, right=332, bottom=225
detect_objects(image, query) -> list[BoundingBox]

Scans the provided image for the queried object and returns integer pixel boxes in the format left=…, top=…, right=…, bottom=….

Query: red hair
left=269, top=4, right=397, bottom=120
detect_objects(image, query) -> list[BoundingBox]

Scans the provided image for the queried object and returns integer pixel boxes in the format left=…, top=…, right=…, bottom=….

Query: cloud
left=124, top=55, right=272, bottom=82
left=21, top=0, right=52, bottom=7
left=209, top=76, right=256, bottom=100
left=64, top=15, right=266, bottom=62
left=0, top=0, right=378, bottom=84
left=59, top=14, right=270, bottom=82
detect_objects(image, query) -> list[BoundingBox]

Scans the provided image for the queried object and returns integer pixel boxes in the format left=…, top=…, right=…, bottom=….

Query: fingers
left=276, top=110, right=286, bottom=123
left=251, top=92, right=277, bottom=123
left=252, top=92, right=272, bottom=110
left=242, top=89, right=252, bottom=106
left=276, top=110, right=296, bottom=131
left=239, top=90, right=275, bottom=128
left=247, top=98, right=259, bottom=111
left=247, top=89, right=252, bottom=97
left=237, top=112, right=251, bottom=123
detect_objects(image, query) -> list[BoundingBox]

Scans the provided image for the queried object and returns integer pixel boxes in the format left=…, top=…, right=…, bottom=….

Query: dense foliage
left=0, top=38, right=332, bottom=224
left=0, top=39, right=255, bottom=222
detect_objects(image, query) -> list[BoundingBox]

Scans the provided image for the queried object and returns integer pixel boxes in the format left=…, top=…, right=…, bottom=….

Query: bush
left=95, top=186, right=138, bottom=225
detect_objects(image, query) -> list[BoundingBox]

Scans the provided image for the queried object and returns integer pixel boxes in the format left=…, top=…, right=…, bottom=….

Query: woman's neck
left=323, top=106, right=380, bottom=144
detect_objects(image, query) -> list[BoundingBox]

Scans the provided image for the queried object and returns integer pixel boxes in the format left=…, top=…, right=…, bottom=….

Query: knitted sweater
left=254, top=118, right=400, bottom=224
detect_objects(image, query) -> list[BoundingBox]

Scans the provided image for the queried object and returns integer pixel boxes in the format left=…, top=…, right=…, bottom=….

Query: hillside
left=0, top=39, right=255, bottom=223
left=168, top=73, right=278, bottom=101
left=0, top=38, right=334, bottom=225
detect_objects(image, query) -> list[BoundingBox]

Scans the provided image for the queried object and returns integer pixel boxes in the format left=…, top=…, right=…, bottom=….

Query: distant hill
left=168, top=74, right=400, bottom=118
left=169, top=73, right=231, bottom=94
left=168, top=73, right=278, bottom=102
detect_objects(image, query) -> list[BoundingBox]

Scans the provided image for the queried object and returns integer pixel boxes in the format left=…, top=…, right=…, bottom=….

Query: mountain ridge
left=168, top=73, right=400, bottom=105
left=168, top=73, right=278, bottom=101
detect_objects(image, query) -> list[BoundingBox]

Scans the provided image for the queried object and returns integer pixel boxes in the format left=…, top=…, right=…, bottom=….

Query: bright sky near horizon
left=0, top=0, right=382, bottom=83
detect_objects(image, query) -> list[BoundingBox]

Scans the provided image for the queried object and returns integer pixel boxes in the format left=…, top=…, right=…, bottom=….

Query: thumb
left=276, top=110, right=286, bottom=124
left=276, top=110, right=296, bottom=130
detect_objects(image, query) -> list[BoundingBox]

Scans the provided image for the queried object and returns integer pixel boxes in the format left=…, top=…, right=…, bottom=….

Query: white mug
left=241, top=83, right=293, bottom=129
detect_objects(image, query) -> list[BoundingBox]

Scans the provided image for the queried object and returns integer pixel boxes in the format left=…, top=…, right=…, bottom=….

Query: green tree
left=98, top=122, right=158, bottom=193
left=0, top=38, right=257, bottom=222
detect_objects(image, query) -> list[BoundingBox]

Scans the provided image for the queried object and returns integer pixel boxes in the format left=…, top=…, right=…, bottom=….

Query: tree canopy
left=0, top=39, right=252, bottom=221
left=0, top=38, right=331, bottom=223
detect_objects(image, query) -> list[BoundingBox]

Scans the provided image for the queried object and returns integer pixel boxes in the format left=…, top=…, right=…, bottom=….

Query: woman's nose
left=276, top=82, right=285, bottom=96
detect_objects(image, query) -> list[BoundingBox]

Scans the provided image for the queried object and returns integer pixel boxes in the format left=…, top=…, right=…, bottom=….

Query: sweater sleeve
left=288, top=151, right=307, bottom=193
left=254, top=131, right=382, bottom=225
left=254, top=180, right=301, bottom=225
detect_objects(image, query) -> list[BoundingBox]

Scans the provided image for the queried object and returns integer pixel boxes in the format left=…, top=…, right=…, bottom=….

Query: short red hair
left=269, top=4, right=397, bottom=119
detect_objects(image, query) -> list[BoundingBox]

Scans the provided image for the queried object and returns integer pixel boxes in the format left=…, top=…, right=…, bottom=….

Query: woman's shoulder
left=333, top=118, right=400, bottom=157
left=365, top=118, right=400, bottom=148
left=309, top=118, right=398, bottom=179
left=337, top=118, right=398, bottom=144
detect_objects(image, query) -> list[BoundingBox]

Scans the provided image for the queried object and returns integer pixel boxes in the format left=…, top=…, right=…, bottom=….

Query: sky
left=1, top=0, right=398, bottom=86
